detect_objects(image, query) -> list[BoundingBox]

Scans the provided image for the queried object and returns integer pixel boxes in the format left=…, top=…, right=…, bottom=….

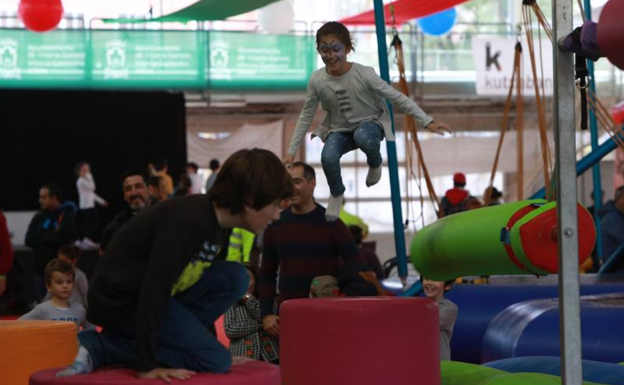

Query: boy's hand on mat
left=137, top=368, right=196, bottom=383
left=263, top=315, right=280, bottom=337
left=425, top=121, right=452, bottom=135
left=283, top=154, right=295, bottom=168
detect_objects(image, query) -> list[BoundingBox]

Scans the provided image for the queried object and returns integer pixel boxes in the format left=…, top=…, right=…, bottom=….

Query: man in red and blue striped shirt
left=259, top=162, right=360, bottom=337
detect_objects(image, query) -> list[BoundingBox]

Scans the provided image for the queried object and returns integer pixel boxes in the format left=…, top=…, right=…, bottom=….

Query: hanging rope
left=576, top=0, right=587, bottom=23
left=587, top=88, right=624, bottom=150
left=485, top=41, right=524, bottom=206
left=389, top=26, right=444, bottom=224
left=524, top=0, right=553, bottom=41
left=387, top=5, right=425, bottom=229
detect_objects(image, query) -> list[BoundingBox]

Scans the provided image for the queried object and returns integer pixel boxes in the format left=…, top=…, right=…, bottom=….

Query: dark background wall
left=0, top=89, right=187, bottom=232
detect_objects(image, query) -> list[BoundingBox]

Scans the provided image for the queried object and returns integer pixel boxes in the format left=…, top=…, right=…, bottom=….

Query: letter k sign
left=486, top=43, right=502, bottom=71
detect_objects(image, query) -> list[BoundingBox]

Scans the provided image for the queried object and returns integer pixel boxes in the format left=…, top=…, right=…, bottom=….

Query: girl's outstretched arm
left=425, top=121, right=452, bottom=135
left=366, top=67, right=451, bottom=134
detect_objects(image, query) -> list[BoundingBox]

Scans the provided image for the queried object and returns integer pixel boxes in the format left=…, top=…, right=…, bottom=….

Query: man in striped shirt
left=259, top=162, right=360, bottom=337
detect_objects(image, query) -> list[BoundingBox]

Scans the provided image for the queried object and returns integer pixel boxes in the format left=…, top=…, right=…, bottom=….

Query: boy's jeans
left=78, top=261, right=248, bottom=373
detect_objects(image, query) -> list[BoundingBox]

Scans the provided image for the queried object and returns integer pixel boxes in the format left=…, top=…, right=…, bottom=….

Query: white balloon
left=258, top=0, right=294, bottom=35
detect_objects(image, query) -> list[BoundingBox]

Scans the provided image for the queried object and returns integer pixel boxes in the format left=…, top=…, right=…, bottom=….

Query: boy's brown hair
left=208, top=148, right=294, bottom=214
left=58, top=244, right=81, bottom=262
left=44, top=259, right=75, bottom=285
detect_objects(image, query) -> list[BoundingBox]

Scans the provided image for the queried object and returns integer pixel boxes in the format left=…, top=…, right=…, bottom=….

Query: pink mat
left=30, top=360, right=280, bottom=385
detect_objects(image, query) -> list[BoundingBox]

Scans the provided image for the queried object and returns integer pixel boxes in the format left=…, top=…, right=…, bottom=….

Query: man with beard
left=99, top=170, right=153, bottom=253
left=259, top=162, right=364, bottom=339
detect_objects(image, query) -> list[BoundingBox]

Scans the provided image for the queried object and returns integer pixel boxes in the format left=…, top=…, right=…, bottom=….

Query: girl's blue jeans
left=321, top=120, right=384, bottom=197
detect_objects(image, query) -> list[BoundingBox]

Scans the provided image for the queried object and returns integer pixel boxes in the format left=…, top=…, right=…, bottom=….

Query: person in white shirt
left=75, top=161, right=108, bottom=250
left=187, top=162, right=203, bottom=195
left=283, top=21, right=451, bottom=222
left=204, top=159, right=220, bottom=193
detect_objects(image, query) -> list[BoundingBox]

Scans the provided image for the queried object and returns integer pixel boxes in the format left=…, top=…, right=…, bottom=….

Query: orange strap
left=485, top=42, right=522, bottom=206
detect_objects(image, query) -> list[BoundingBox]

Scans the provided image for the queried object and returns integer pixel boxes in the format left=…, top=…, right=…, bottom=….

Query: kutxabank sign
left=472, top=37, right=554, bottom=97
left=0, top=29, right=314, bottom=90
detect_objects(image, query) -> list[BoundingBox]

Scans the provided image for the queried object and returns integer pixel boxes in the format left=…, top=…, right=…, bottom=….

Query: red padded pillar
left=280, top=297, right=440, bottom=385
left=598, top=0, right=624, bottom=70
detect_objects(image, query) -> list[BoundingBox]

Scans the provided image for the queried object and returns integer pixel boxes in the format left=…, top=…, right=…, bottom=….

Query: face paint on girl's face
left=318, top=37, right=348, bottom=68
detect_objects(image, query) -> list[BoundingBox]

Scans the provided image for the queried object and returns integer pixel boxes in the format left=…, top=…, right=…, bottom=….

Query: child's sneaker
left=325, top=194, right=343, bottom=222
left=56, top=345, right=92, bottom=377
left=366, top=165, right=382, bottom=187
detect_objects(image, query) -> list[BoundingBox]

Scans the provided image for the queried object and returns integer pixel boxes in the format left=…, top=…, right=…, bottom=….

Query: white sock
left=326, top=194, right=343, bottom=222
left=366, top=165, right=383, bottom=187
left=56, top=345, right=93, bottom=378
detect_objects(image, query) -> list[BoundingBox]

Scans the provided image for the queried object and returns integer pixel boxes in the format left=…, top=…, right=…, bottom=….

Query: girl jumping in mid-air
left=284, top=21, right=451, bottom=221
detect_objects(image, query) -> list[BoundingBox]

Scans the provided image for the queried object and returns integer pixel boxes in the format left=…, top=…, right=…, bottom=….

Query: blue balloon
left=417, top=7, right=457, bottom=36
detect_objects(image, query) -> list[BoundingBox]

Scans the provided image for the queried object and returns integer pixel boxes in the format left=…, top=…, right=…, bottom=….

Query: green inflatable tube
left=441, top=361, right=604, bottom=385
left=411, top=200, right=596, bottom=281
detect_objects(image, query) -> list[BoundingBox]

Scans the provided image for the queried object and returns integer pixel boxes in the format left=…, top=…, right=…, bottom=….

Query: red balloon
left=18, top=0, right=64, bottom=33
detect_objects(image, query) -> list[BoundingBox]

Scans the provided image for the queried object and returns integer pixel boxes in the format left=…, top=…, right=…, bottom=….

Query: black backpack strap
left=575, top=53, right=589, bottom=130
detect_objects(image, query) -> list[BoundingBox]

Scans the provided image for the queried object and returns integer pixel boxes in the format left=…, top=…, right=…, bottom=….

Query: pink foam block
left=30, top=360, right=279, bottom=385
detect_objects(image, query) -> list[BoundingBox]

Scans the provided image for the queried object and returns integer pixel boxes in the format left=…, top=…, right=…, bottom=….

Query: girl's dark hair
left=490, top=187, right=503, bottom=200
left=74, top=161, right=88, bottom=177
left=316, top=21, right=355, bottom=51
left=208, top=148, right=294, bottom=215
left=243, top=264, right=260, bottom=298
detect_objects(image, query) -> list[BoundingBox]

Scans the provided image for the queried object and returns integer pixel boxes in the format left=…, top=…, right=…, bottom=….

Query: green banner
left=209, top=32, right=314, bottom=90
left=89, top=30, right=205, bottom=89
left=0, top=30, right=87, bottom=87
left=0, top=29, right=315, bottom=90
left=103, top=0, right=280, bottom=23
